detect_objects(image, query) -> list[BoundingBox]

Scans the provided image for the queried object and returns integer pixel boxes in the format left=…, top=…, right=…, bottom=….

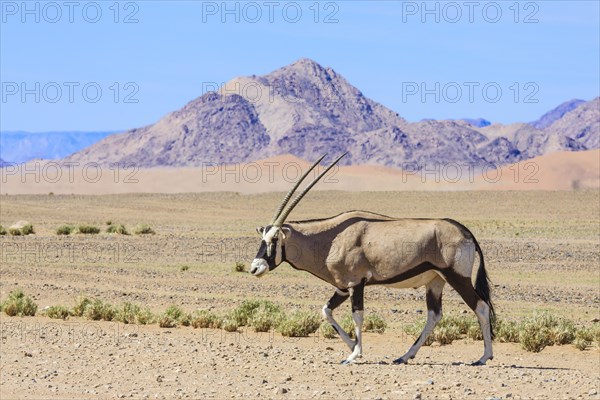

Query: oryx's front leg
left=341, top=279, right=365, bottom=365
left=322, top=288, right=354, bottom=350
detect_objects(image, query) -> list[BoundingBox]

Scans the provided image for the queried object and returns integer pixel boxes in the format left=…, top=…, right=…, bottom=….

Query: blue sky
left=1, top=0, right=599, bottom=131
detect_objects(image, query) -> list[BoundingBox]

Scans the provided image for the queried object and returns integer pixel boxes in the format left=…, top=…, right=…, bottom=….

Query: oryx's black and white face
left=250, top=225, right=291, bottom=277
left=249, top=153, right=346, bottom=278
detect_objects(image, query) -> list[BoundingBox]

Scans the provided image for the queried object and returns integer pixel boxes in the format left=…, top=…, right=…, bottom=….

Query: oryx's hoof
left=340, top=359, right=354, bottom=365
left=392, top=357, right=408, bottom=365
left=471, top=356, right=492, bottom=366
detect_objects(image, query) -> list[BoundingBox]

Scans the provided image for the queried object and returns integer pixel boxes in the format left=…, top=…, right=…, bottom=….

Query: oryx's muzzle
left=250, top=258, right=269, bottom=277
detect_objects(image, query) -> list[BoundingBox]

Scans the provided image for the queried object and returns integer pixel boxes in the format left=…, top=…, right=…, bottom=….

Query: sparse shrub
left=278, top=310, right=321, bottom=337
left=8, top=228, right=22, bottom=236
left=72, top=296, right=92, bottom=317
left=114, top=302, right=140, bottom=324
left=56, top=225, right=74, bottom=235
left=136, top=308, right=155, bottom=325
left=164, top=305, right=184, bottom=321
left=45, top=305, right=71, bottom=320
left=221, top=317, right=240, bottom=332
left=496, top=319, right=520, bottom=343
left=48, top=192, right=54, bottom=196
left=134, top=224, right=155, bottom=235
left=433, top=325, right=461, bottom=345
left=439, top=314, right=477, bottom=334
left=21, top=224, right=34, bottom=235
left=0, top=225, right=6, bottom=235
left=180, top=313, right=192, bottom=327
left=180, top=265, right=190, bottom=272
left=364, top=313, right=387, bottom=333
left=550, top=319, right=576, bottom=345
left=574, top=326, right=600, bottom=351
left=519, top=324, right=552, bottom=352
left=78, top=224, right=100, bottom=234
left=319, top=322, right=337, bottom=339
left=106, top=224, right=129, bottom=235
left=158, top=313, right=177, bottom=328
left=106, top=221, right=113, bottom=226
left=249, top=303, right=284, bottom=332
left=1, top=289, right=38, bottom=316
left=233, top=262, right=246, bottom=272
left=83, top=299, right=114, bottom=321
left=191, top=310, right=220, bottom=329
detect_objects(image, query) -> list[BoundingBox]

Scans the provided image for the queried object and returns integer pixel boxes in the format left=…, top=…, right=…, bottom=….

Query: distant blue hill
left=0, top=131, right=118, bottom=163
left=461, top=118, right=492, bottom=128
left=529, top=99, right=585, bottom=129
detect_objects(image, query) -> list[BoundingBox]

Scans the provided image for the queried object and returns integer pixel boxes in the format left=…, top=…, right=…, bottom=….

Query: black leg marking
left=351, top=279, right=366, bottom=312
left=327, top=290, right=349, bottom=310
left=443, top=271, right=479, bottom=311
left=426, top=288, right=442, bottom=316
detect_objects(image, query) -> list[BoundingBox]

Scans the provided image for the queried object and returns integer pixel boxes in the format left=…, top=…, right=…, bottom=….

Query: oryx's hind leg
left=341, top=279, right=365, bottom=365
left=322, top=288, right=354, bottom=350
left=445, top=272, right=494, bottom=366
left=393, top=275, right=445, bottom=364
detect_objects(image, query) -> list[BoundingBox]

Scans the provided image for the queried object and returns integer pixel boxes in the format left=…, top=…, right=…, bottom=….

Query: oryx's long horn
left=274, top=152, right=347, bottom=227
left=270, top=154, right=328, bottom=224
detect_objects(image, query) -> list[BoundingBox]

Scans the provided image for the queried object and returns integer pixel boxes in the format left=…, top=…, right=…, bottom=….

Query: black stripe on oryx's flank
left=367, top=262, right=438, bottom=286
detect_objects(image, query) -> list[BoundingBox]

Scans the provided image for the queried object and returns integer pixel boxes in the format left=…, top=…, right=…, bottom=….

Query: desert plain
left=0, top=189, right=599, bottom=399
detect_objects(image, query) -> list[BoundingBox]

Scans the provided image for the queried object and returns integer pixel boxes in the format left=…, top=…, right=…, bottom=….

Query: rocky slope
left=65, top=59, right=599, bottom=168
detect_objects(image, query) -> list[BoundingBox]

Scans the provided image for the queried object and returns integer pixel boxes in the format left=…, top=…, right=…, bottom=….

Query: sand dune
left=1, top=150, right=597, bottom=195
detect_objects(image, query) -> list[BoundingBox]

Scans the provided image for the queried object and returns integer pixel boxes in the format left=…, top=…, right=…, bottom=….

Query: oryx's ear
left=256, top=226, right=265, bottom=235
left=281, top=227, right=292, bottom=239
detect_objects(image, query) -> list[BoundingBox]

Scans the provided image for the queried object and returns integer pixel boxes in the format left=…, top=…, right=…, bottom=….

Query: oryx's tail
left=472, top=237, right=496, bottom=339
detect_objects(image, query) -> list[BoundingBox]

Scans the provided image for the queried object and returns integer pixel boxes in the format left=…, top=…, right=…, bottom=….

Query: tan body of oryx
left=284, top=211, right=474, bottom=289
left=251, top=154, right=495, bottom=366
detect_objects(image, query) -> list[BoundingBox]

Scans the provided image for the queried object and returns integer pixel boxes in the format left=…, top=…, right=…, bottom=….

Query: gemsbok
left=250, top=154, right=495, bottom=365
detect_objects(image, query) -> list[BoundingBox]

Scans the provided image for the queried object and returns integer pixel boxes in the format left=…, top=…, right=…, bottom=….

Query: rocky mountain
left=530, top=99, right=586, bottom=129
left=65, top=59, right=599, bottom=169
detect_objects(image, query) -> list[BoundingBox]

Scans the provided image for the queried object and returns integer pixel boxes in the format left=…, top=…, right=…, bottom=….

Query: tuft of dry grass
left=106, top=224, right=130, bottom=235
left=44, top=305, right=71, bottom=320
left=364, top=313, right=387, bottom=333
left=56, top=225, right=75, bottom=235
left=77, top=224, right=100, bottom=234
left=1, top=289, right=38, bottom=316
left=277, top=310, right=321, bottom=337
left=0, top=225, right=6, bottom=235
left=233, top=262, right=246, bottom=272
left=191, top=310, right=221, bottom=329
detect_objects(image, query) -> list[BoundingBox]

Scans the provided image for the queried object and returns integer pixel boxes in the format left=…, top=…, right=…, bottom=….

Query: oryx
left=250, top=154, right=495, bottom=365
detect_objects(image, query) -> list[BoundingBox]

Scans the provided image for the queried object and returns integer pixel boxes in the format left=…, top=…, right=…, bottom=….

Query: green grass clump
left=1, top=289, right=38, bottom=316
left=191, top=310, right=221, bottom=329
left=136, top=308, right=156, bottom=325
left=56, top=225, right=75, bottom=235
left=518, top=312, right=577, bottom=352
left=495, top=318, right=520, bottom=343
left=106, top=224, right=129, bottom=235
left=574, top=326, right=600, bottom=350
left=158, top=314, right=177, bottom=328
left=77, top=224, right=100, bottom=234
left=83, top=299, right=115, bottom=321
left=114, top=302, right=140, bottom=324
left=364, top=313, right=387, bottom=333
left=277, top=310, right=321, bottom=337
left=165, top=305, right=184, bottom=321
left=249, top=303, right=284, bottom=332
left=21, top=224, right=34, bottom=235
left=72, top=296, right=93, bottom=317
left=180, top=265, right=190, bottom=272
left=44, top=305, right=71, bottom=320
left=221, top=317, right=240, bottom=332
left=6, top=223, right=35, bottom=236
left=134, top=224, right=155, bottom=235
left=0, top=225, right=6, bottom=235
